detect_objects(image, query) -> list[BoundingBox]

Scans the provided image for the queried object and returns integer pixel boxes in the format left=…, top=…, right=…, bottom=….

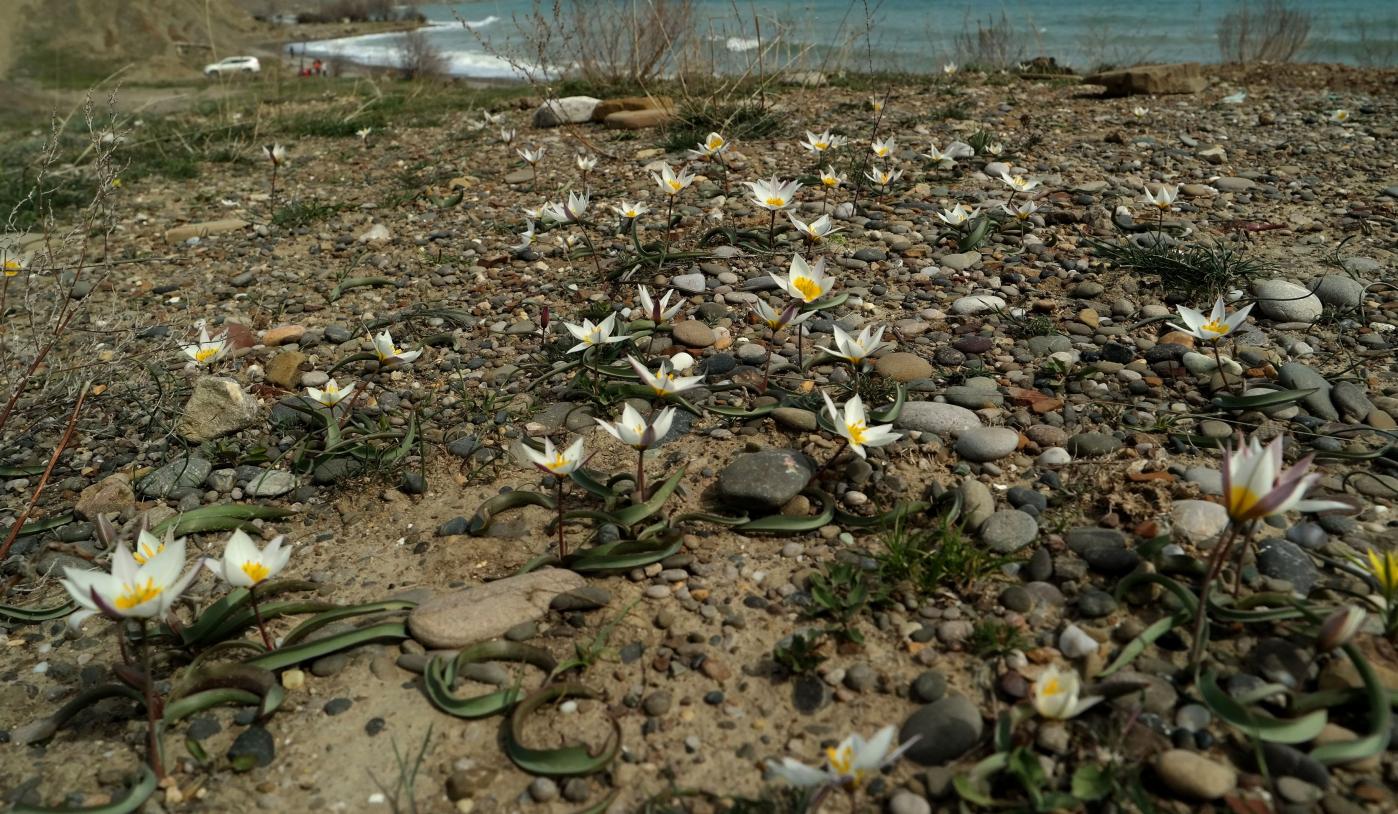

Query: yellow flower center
left=814, top=141, right=828, bottom=150
left=3, top=260, right=21, bottom=275
left=241, top=560, right=270, bottom=584
left=792, top=277, right=822, bottom=302
left=194, top=347, right=220, bottom=364
left=133, top=542, right=164, bottom=565
left=667, top=179, right=682, bottom=192
left=846, top=421, right=868, bottom=445
left=708, top=137, right=724, bottom=149
left=765, top=196, right=786, bottom=207
left=822, top=177, right=838, bottom=187
left=115, top=578, right=162, bottom=611
left=827, top=745, right=854, bottom=776
left=548, top=453, right=568, bottom=471
left=1041, top=677, right=1062, bottom=697
left=1228, top=485, right=1262, bottom=518
left=1201, top=320, right=1230, bottom=337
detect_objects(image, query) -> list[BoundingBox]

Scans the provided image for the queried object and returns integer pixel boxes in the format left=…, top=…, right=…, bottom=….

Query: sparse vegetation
left=1217, top=0, right=1313, bottom=63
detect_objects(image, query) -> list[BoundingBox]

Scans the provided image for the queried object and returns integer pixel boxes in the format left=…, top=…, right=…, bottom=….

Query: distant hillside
left=2, top=0, right=260, bottom=84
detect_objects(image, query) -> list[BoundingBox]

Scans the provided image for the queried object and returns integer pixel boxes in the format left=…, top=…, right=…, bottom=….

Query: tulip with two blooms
left=1188, top=433, right=1351, bottom=670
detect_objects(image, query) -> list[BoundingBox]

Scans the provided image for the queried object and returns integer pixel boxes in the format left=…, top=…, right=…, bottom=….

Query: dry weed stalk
left=1217, top=0, right=1312, bottom=63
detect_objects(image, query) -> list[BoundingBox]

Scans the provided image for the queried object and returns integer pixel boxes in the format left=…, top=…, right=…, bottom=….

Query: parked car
left=203, top=56, right=261, bottom=77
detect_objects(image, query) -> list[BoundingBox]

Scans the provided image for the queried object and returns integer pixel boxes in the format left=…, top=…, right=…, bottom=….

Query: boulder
left=604, top=109, right=677, bottom=130
left=1084, top=63, right=1206, bottom=96
left=591, top=96, right=674, bottom=122
left=164, top=219, right=249, bottom=244
left=75, top=473, right=135, bottom=519
left=176, top=376, right=260, bottom=442
left=408, top=568, right=587, bottom=648
left=532, top=96, right=600, bottom=128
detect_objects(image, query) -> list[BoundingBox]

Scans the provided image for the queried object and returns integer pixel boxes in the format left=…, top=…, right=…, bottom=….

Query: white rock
left=1253, top=278, right=1322, bottom=324
left=1058, top=624, right=1099, bottom=658
left=1170, top=499, right=1230, bottom=546
left=532, top=96, right=599, bottom=127
left=949, top=294, right=1004, bottom=315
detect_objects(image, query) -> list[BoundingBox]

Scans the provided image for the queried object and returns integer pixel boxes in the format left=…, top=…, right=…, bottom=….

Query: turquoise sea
left=297, top=0, right=1398, bottom=79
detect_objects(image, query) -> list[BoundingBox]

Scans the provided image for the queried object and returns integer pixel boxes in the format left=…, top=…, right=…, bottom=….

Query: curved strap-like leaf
left=566, top=536, right=684, bottom=574
left=327, top=351, right=380, bottom=375
left=802, top=292, right=850, bottom=312
left=870, top=383, right=907, bottom=424
left=568, top=789, right=620, bottom=814
left=1212, top=388, right=1317, bottom=412
left=11, top=766, right=157, bottom=814
left=1199, top=670, right=1327, bottom=744
left=152, top=505, right=295, bottom=538
left=168, top=661, right=277, bottom=707
left=279, top=599, right=417, bottom=648
left=0, top=601, right=76, bottom=624
left=1309, top=642, right=1392, bottom=764
left=202, top=600, right=338, bottom=646
left=1113, top=571, right=1199, bottom=615
left=611, top=466, right=685, bottom=528
left=834, top=499, right=930, bottom=529
left=706, top=403, right=777, bottom=418
left=425, top=641, right=558, bottom=719
left=671, top=511, right=750, bottom=526
left=736, top=490, right=835, bottom=534
left=164, top=688, right=266, bottom=725
left=468, top=490, right=556, bottom=536
left=1098, top=611, right=1188, bottom=678
left=176, top=579, right=319, bottom=647
left=507, top=683, right=621, bottom=776
left=12, top=683, right=144, bottom=745
left=244, top=621, right=407, bottom=672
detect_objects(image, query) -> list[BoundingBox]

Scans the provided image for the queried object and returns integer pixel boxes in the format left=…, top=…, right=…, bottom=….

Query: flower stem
left=139, top=619, right=166, bottom=780
left=762, top=326, right=774, bottom=393
left=797, top=320, right=805, bottom=371
left=1188, top=522, right=1240, bottom=674
left=659, top=196, right=675, bottom=274
left=1209, top=341, right=1234, bottom=396
left=815, top=438, right=849, bottom=478
left=635, top=448, right=647, bottom=504
left=1231, top=520, right=1258, bottom=596
left=556, top=477, right=567, bottom=559
left=768, top=208, right=778, bottom=249
left=248, top=584, right=276, bottom=651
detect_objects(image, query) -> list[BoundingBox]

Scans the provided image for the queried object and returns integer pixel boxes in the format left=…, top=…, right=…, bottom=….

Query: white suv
left=204, top=56, right=261, bottom=77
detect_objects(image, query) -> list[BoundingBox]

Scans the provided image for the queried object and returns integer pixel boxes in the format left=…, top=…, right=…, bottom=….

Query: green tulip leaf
left=1199, top=670, right=1327, bottom=744
left=1212, top=388, right=1317, bottom=412
left=279, top=599, right=416, bottom=648
left=0, top=601, right=76, bottom=624
left=425, top=641, right=557, bottom=719
left=506, top=683, right=621, bottom=776
left=11, top=766, right=157, bottom=814
left=244, top=621, right=407, bottom=672
left=150, top=505, right=295, bottom=537
left=468, top=489, right=555, bottom=535
left=736, top=490, right=834, bottom=533
left=328, top=277, right=394, bottom=303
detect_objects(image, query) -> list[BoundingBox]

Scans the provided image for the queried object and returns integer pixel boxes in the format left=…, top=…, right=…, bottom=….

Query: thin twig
left=0, top=381, right=92, bottom=564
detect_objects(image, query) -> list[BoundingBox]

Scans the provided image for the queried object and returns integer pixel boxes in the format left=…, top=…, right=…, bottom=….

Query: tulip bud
left=1317, top=605, right=1366, bottom=652
left=539, top=306, right=550, bottom=334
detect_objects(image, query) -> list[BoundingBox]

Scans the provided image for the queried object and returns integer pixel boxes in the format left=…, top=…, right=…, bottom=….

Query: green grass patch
left=877, top=506, right=1015, bottom=596
left=273, top=200, right=350, bottom=229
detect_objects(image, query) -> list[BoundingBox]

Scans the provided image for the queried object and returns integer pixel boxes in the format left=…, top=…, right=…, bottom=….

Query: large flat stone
left=408, top=568, right=587, bottom=649
left=591, top=96, right=675, bottom=122
left=164, top=219, right=249, bottom=243
left=176, top=376, right=260, bottom=442
left=1084, top=63, right=1206, bottom=96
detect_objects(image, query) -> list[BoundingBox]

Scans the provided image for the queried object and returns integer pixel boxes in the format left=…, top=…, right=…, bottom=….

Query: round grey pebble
left=528, top=777, right=559, bottom=803
left=954, top=427, right=1019, bottom=462
left=889, top=790, right=932, bottom=814
left=912, top=670, right=947, bottom=703
left=980, top=509, right=1039, bottom=553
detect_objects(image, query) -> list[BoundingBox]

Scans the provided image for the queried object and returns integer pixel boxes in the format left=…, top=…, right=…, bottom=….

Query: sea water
left=294, top=0, right=1398, bottom=79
